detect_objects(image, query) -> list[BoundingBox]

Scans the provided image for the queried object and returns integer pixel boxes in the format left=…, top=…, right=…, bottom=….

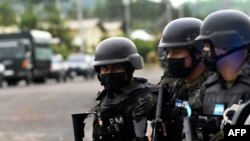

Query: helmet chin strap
left=214, top=46, right=247, bottom=62
left=207, top=46, right=247, bottom=72
left=212, top=46, right=248, bottom=84
left=188, top=48, right=202, bottom=73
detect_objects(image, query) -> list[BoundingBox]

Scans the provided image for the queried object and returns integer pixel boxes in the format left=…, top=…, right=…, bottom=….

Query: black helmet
left=158, top=17, right=203, bottom=60
left=196, top=10, right=250, bottom=49
left=93, top=37, right=142, bottom=70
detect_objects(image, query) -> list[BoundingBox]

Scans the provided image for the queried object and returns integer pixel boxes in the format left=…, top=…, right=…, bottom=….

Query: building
left=65, top=18, right=123, bottom=54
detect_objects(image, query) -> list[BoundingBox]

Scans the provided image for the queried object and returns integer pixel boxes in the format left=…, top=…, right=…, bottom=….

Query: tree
left=41, top=3, right=73, bottom=51
left=94, top=0, right=123, bottom=21
left=18, top=3, right=39, bottom=30
left=0, top=2, right=16, bottom=26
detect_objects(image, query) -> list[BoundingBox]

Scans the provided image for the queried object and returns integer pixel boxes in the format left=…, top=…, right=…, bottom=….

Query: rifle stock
left=72, top=113, right=90, bottom=141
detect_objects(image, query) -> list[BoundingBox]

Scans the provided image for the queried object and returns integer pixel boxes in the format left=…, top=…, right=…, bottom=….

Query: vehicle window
left=51, top=55, right=63, bottom=63
left=35, top=47, right=53, bottom=61
left=0, top=41, right=25, bottom=59
left=67, top=55, right=85, bottom=62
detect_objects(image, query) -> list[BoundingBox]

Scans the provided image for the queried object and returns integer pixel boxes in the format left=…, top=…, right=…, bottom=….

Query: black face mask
left=166, top=58, right=193, bottom=78
left=100, top=72, right=129, bottom=92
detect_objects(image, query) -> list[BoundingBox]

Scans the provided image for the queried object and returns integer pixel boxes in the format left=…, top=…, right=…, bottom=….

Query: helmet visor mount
left=158, top=45, right=194, bottom=61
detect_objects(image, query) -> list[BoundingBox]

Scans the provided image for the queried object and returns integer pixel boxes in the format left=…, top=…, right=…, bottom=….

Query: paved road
left=0, top=66, right=163, bottom=141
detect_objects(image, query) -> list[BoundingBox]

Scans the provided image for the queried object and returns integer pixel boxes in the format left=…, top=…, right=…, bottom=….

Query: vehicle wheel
left=0, top=80, right=3, bottom=88
left=83, top=74, right=88, bottom=80
left=25, top=73, right=33, bottom=85
left=63, top=73, right=67, bottom=82
left=7, top=80, right=18, bottom=86
left=90, top=72, right=96, bottom=79
left=69, top=71, right=76, bottom=80
left=33, top=76, right=46, bottom=84
left=40, top=76, right=47, bottom=83
left=0, top=75, right=3, bottom=87
left=57, top=72, right=66, bottom=83
left=25, top=78, right=32, bottom=85
left=56, top=75, right=62, bottom=83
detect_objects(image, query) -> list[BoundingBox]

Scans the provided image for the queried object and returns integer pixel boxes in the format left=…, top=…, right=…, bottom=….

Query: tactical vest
left=92, top=78, right=158, bottom=141
left=203, top=74, right=250, bottom=115
left=160, top=71, right=212, bottom=141
left=197, top=73, right=250, bottom=141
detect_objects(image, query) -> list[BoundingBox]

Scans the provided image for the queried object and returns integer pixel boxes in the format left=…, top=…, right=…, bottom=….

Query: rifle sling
left=100, top=87, right=158, bottom=119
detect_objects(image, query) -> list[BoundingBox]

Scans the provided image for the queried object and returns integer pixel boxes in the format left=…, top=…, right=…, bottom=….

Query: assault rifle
left=72, top=112, right=91, bottom=141
left=152, top=83, right=194, bottom=141
left=152, top=85, right=166, bottom=141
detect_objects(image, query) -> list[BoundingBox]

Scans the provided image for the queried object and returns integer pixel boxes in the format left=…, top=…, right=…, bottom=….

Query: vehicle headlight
left=0, top=65, right=5, bottom=72
left=79, top=64, right=88, bottom=70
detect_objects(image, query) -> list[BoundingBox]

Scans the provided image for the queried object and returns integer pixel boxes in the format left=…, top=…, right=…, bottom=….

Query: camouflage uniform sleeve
left=132, top=92, right=157, bottom=122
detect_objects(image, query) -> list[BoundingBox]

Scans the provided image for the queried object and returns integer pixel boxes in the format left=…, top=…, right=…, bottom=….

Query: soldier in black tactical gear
left=148, top=17, right=212, bottom=141
left=195, top=9, right=250, bottom=141
left=92, top=37, right=158, bottom=141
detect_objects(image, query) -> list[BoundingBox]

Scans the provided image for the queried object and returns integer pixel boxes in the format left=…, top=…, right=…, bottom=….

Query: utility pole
left=76, top=0, right=84, bottom=53
left=55, top=0, right=64, bottom=19
left=178, top=6, right=184, bottom=18
left=166, top=0, right=172, bottom=23
left=122, top=0, right=131, bottom=37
